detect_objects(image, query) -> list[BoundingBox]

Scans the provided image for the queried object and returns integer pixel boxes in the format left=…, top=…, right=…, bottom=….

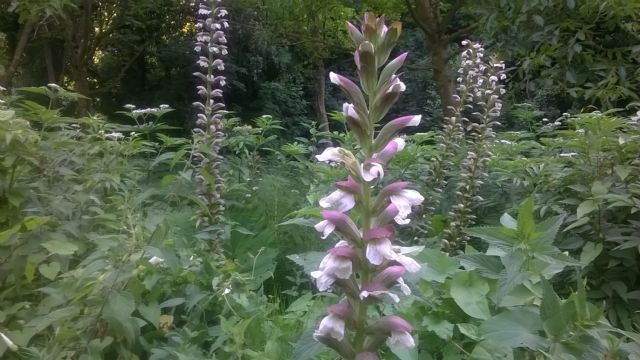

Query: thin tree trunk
left=0, top=21, right=35, bottom=89
left=430, top=37, right=454, bottom=118
left=69, top=0, right=93, bottom=115
left=44, top=41, right=57, bottom=84
left=313, top=59, right=330, bottom=133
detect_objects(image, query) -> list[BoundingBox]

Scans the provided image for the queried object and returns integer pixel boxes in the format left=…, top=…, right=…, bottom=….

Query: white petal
left=316, top=147, right=343, bottom=163
left=397, top=277, right=411, bottom=295
left=388, top=331, right=415, bottom=348
left=330, top=258, right=353, bottom=279
left=314, top=314, right=345, bottom=341
left=395, top=254, right=421, bottom=273
left=399, top=189, right=424, bottom=205
left=311, top=271, right=335, bottom=291
left=361, top=163, right=384, bottom=182
left=314, top=220, right=335, bottom=239
left=319, top=190, right=355, bottom=212
left=366, top=238, right=396, bottom=265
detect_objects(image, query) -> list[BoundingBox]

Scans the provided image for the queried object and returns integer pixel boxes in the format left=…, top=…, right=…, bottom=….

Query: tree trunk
left=429, top=37, right=454, bottom=118
left=0, top=21, right=35, bottom=90
left=313, top=59, right=330, bottom=133
left=68, top=0, right=94, bottom=115
left=44, top=41, right=57, bottom=84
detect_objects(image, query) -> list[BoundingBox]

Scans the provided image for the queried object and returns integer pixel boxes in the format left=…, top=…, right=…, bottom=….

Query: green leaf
left=0, top=224, right=21, bottom=244
left=458, top=254, right=503, bottom=279
left=422, top=314, right=454, bottom=340
left=470, top=341, right=514, bottom=360
left=389, top=341, right=419, bottom=360
left=41, top=239, right=78, bottom=255
left=38, top=262, right=61, bottom=280
left=479, top=309, right=547, bottom=350
left=23, top=216, right=50, bottom=230
left=465, top=227, right=517, bottom=247
left=159, top=298, right=185, bottom=308
left=563, top=217, right=590, bottom=231
left=287, top=251, right=325, bottom=275
left=450, top=271, right=491, bottom=320
left=576, top=200, right=597, bottom=219
left=292, top=328, right=329, bottom=360
left=614, top=165, right=631, bottom=181
left=457, top=323, right=481, bottom=341
left=591, top=181, right=609, bottom=196
left=138, top=302, right=161, bottom=329
left=541, top=279, right=567, bottom=339
left=566, top=0, right=575, bottom=8
left=517, top=197, right=535, bottom=238
left=417, top=249, right=459, bottom=283
left=579, top=242, right=602, bottom=266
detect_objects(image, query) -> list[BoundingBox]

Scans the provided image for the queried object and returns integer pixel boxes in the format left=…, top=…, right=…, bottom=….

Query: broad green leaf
left=0, top=224, right=21, bottom=244
left=417, top=249, right=459, bottom=283
left=41, top=239, right=78, bottom=255
left=563, top=217, right=590, bottom=231
left=540, top=279, right=567, bottom=339
left=138, top=302, right=161, bottom=329
left=614, top=165, right=632, bottom=180
left=292, top=328, right=329, bottom=360
left=457, top=254, right=503, bottom=279
left=159, top=298, right=185, bottom=308
left=576, top=200, right=597, bottom=219
left=287, top=251, right=326, bottom=275
left=450, top=272, right=491, bottom=320
left=470, top=341, right=514, bottom=360
left=591, top=181, right=609, bottom=196
left=465, top=226, right=517, bottom=247
left=457, top=323, right=481, bottom=341
left=422, top=314, right=454, bottom=340
left=479, top=309, right=547, bottom=350
left=23, top=216, right=50, bottom=230
left=579, top=242, right=602, bottom=266
left=390, top=340, right=419, bottom=360
left=536, top=215, right=564, bottom=245
left=38, top=262, right=61, bottom=280
left=26, top=307, right=80, bottom=333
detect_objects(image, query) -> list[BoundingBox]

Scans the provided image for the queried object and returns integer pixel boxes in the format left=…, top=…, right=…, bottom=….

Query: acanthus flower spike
left=309, top=13, right=420, bottom=357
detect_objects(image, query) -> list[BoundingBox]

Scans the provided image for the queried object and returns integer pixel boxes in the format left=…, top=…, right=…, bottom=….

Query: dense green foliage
left=1, top=0, right=640, bottom=359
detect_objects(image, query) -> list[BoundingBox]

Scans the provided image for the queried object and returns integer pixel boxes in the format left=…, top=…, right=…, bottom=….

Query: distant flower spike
left=192, top=0, right=230, bottom=249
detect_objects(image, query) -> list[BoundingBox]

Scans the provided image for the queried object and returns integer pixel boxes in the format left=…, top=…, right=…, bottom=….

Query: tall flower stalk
left=442, top=41, right=506, bottom=252
left=192, top=0, right=229, bottom=248
left=311, top=14, right=423, bottom=359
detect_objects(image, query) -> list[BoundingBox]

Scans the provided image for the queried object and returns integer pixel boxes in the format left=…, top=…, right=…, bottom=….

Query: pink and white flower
left=390, top=189, right=424, bottom=225
left=314, top=303, right=354, bottom=341
left=315, top=210, right=361, bottom=242
left=311, top=241, right=355, bottom=291
left=373, top=316, right=416, bottom=348
left=319, top=177, right=361, bottom=213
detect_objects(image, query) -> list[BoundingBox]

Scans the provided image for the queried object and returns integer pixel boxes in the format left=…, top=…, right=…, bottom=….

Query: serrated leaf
left=417, top=249, right=459, bottom=283
left=422, top=314, right=454, bottom=340
left=457, top=254, right=503, bottom=279
left=541, top=279, right=567, bottom=338
left=450, top=272, right=491, bottom=320
left=517, top=197, right=535, bottom=238
left=287, top=251, right=325, bottom=275
left=479, top=309, right=547, bottom=350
